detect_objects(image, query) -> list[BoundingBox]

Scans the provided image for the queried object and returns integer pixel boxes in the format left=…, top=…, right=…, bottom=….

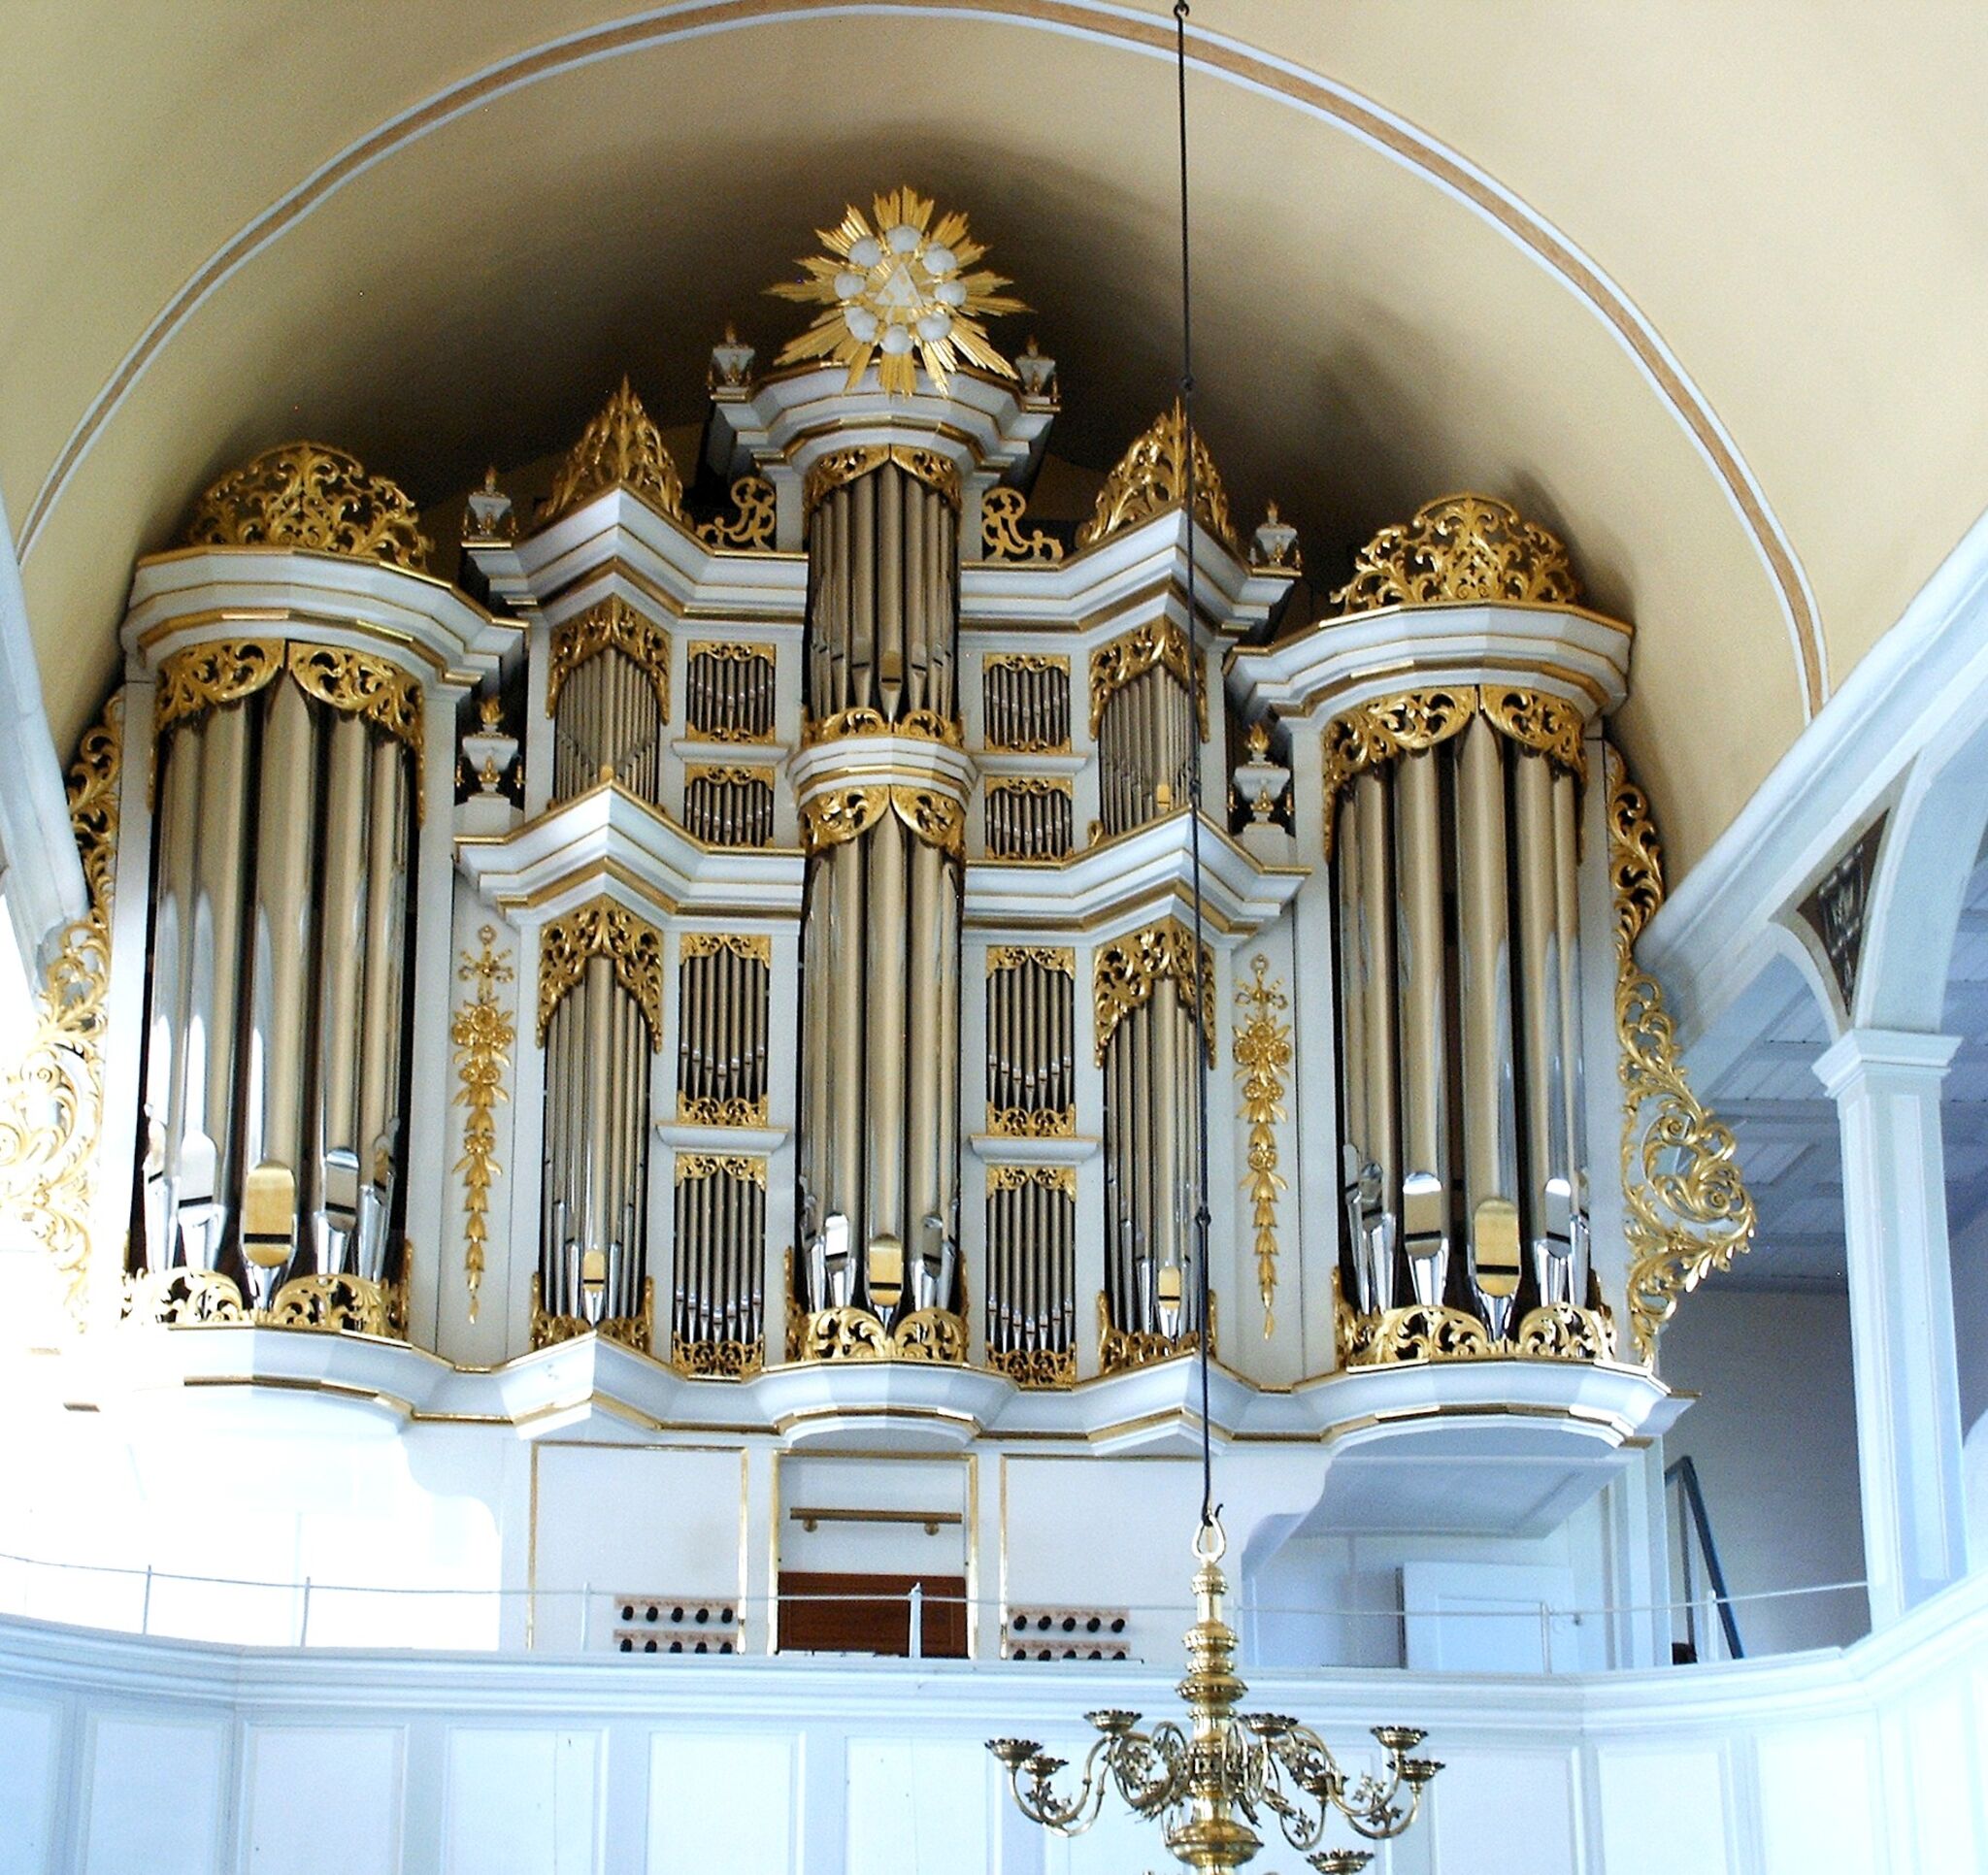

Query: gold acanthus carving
left=788, top=1304, right=969, bottom=1365
left=1319, top=685, right=1587, bottom=858
left=1076, top=400, right=1241, bottom=557
left=545, top=597, right=672, bottom=720
left=674, top=1154, right=770, bottom=1188
left=682, top=763, right=776, bottom=792
left=537, top=897, right=666, bottom=1045
left=452, top=927, right=514, bottom=1325
left=672, top=1336, right=765, bottom=1380
left=125, top=1257, right=410, bottom=1341
left=802, top=444, right=963, bottom=518
left=987, top=944, right=1076, bottom=976
left=696, top=475, right=779, bottom=552
left=986, top=1107, right=1077, bottom=1138
left=1233, top=954, right=1291, bottom=1337
left=0, top=696, right=121, bottom=1324
left=1093, top=918, right=1215, bottom=1067
left=1332, top=493, right=1582, bottom=614
left=979, top=487, right=1064, bottom=564
left=679, top=932, right=773, bottom=966
left=987, top=1166, right=1079, bottom=1199
left=803, top=705, right=965, bottom=748
left=1608, top=749, right=1756, bottom=1362
left=1087, top=618, right=1209, bottom=741
left=530, top=1272, right=655, bottom=1355
left=1339, top=1299, right=1617, bottom=1367
left=678, top=1095, right=772, bottom=1128
left=154, top=640, right=425, bottom=798
left=799, top=784, right=966, bottom=860
left=544, top=377, right=685, bottom=525
left=184, top=441, right=431, bottom=572
left=987, top=1344, right=1077, bottom=1389
left=1096, top=1291, right=1212, bottom=1375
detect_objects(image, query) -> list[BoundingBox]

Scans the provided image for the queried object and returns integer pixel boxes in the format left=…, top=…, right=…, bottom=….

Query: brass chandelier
left=986, top=6, right=1439, bottom=1868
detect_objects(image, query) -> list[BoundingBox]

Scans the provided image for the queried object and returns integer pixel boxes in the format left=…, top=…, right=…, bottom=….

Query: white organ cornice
left=64, top=1323, right=1682, bottom=1534
left=962, top=507, right=1293, bottom=644
left=964, top=809, right=1306, bottom=943
left=455, top=777, right=803, bottom=925
left=122, top=544, right=516, bottom=693
left=512, top=486, right=808, bottom=625
left=1227, top=599, right=1634, bottom=725
left=709, top=359, right=1055, bottom=495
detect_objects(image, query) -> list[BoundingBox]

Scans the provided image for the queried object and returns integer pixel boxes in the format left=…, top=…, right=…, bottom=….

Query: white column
left=1814, top=1027, right=1969, bottom=1624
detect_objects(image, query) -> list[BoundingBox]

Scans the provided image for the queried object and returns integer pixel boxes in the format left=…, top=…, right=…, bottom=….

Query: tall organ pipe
left=1393, top=749, right=1448, bottom=1308
left=1332, top=705, right=1594, bottom=1339
left=136, top=659, right=417, bottom=1299
left=795, top=460, right=964, bottom=1326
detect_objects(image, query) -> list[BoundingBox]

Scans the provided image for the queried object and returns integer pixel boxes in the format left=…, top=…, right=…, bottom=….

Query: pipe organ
left=71, top=193, right=1751, bottom=1479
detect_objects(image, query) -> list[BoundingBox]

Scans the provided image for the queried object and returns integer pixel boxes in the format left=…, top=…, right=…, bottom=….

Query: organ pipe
left=134, top=645, right=418, bottom=1305
left=794, top=459, right=965, bottom=1330
left=1329, top=698, right=1593, bottom=1339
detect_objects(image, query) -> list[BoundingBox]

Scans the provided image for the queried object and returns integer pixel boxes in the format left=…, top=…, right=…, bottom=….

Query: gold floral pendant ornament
left=769, top=187, right=1024, bottom=395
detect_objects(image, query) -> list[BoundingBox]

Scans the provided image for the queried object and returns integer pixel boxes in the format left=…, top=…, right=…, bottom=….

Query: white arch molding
left=11, top=0, right=1826, bottom=718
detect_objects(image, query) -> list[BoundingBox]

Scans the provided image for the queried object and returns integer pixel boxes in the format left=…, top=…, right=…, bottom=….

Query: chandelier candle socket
left=988, top=1522, right=1439, bottom=1871
left=769, top=187, right=1024, bottom=395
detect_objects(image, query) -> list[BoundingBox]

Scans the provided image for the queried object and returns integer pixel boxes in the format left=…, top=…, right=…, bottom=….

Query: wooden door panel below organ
left=777, top=1571, right=968, bottom=1658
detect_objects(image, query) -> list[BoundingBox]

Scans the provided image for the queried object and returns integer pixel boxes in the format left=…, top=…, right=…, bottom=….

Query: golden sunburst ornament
left=769, top=187, right=1024, bottom=396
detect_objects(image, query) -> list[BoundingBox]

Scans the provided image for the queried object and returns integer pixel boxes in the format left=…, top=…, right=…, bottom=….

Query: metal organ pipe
left=794, top=459, right=965, bottom=1329
left=134, top=650, right=419, bottom=1306
left=1330, top=699, right=1595, bottom=1343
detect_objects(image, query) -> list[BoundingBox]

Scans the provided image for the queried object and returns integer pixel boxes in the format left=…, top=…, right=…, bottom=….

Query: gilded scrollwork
left=153, top=639, right=285, bottom=735
left=986, top=1164, right=1078, bottom=1198
left=696, top=475, right=779, bottom=552
left=1233, top=954, right=1291, bottom=1336
left=184, top=442, right=432, bottom=571
left=452, top=927, right=514, bottom=1325
left=1320, top=685, right=1586, bottom=858
left=124, top=1260, right=409, bottom=1339
left=530, top=1272, right=656, bottom=1354
left=678, top=1096, right=772, bottom=1128
left=1338, top=1299, right=1616, bottom=1366
left=803, top=705, right=965, bottom=748
left=679, top=932, right=774, bottom=966
left=545, top=596, right=671, bottom=720
left=674, top=1153, right=770, bottom=1188
left=979, top=487, right=1065, bottom=564
left=987, top=1345, right=1077, bottom=1389
left=672, top=1336, right=765, bottom=1380
left=1096, top=1291, right=1211, bottom=1375
left=986, top=1106, right=1077, bottom=1138
left=987, top=944, right=1076, bottom=977
left=536, top=897, right=666, bottom=1044
left=155, top=641, right=425, bottom=804
left=799, top=782, right=965, bottom=859
left=789, top=1303, right=969, bottom=1365
left=544, top=377, right=685, bottom=524
left=1608, top=748, right=1756, bottom=1362
left=1331, top=494, right=1581, bottom=614
left=1075, top=400, right=1241, bottom=556
left=1087, top=618, right=1209, bottom=741
left=1478, top=686, right=1588, bottom=783
left=0, top=695, right=120, bottom=1324
left=286, top=644, right=425, bottom=772
left=1093, top=919, right=1215, bottom=1066
left=799, top=785, right=888, bottom=854
left=801, top=443, right=963, bottom=517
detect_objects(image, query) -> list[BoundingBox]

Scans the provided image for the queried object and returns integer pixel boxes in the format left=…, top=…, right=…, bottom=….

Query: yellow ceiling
left=5, top=0, right=1983, bottom=878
